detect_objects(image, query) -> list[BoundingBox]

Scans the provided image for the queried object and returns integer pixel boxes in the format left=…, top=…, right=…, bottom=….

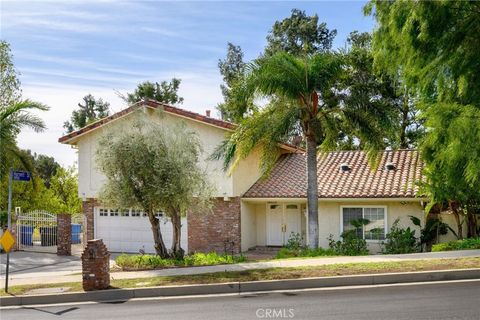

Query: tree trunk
left=449, top=201, right=463, bottom=240
left=306, top=136, right=319, bottom=249
left=170, top=208, right=184, bottom=259
left=466, top=207, right=478, bottom=238
left=399, top=89, right=409, bottom=149
left=147, top=209, right=169, bottom=258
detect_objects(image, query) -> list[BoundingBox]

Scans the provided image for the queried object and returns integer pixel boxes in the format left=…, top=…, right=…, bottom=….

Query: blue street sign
left=12, top=170, right=31, bottom=181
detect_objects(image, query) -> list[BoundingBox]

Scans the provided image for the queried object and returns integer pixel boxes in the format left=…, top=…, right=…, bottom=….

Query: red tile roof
left=58, top=99, right=300, bottom=151
left=243, top=149, right=424, bottom=199
left=58, top=99, right=236, bottom=144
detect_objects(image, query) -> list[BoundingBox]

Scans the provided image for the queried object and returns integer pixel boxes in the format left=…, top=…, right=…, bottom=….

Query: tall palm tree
left=0, top=100, right=49, bottom=178
left=214, top=52, right=392, bottom=248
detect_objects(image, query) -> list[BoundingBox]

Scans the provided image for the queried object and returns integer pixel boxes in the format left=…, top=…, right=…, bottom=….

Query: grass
left=2, top=257, right=479, bottom=297
left=275, top=247, right=338, bottom=259
left=432, top=238, right=480, bottom=252
left=114, top=252, right=247, bottom=270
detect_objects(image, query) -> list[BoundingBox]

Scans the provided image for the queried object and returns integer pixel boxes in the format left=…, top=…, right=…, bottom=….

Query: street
left=1, top=280, right=479, bottom=320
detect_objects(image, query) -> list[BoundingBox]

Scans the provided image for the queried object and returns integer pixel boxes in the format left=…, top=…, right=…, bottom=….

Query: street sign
left=0, top=230, right=15, bottom=253
left=12, top=170, right=31, bottom=181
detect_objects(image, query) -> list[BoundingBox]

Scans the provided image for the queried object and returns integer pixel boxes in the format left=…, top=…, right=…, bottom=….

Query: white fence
left=16, top=210, right=84, bottom=253
left=16, top=210, right=57, bottom=253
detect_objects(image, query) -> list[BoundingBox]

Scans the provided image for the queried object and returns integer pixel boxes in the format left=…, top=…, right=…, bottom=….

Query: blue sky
left=1, top=0, right=375, bottom=166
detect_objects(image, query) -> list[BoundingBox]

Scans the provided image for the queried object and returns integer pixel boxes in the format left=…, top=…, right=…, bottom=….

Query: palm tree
left=0, top=100, right=49, bottom=178
left=214, top=52, right=392, bottom=248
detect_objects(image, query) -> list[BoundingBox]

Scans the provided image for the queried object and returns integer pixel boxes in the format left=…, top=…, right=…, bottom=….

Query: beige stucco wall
left=318, top=200, right=424, bottom=253
left=240, top=202, right=257, bottom=251
left=232, top=147, right=263, bottom=196
left=437, top=212, right=468, bottom=242
left=241, top=199, right=426, bottom=253
left=74, top=108, right=266, bottom=199
left=256, top=204, right=267, bottom=246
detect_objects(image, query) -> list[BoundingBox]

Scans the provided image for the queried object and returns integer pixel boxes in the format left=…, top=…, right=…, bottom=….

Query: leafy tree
left=123, top=79, right=184, bottom=105
left=31, top=152, right=60, bottom=188
left=0, top=41, right=49, bottom=179
left=49, top=166, right=82, bottom=214
left=366, top=1, right=480, bottom=237
left=63, top=94, right=110, bottom=133
left=341, top=31, right=423, bottom=149
left=213, top=52, right=392, bottom=248
left=365, top=1, right=480, bottom=105
left=0, top=101, right=49, bottom=179
left=217, top=43, right=253, bottom=122
left=0, top=41, right=21, bottom=110
left=421, top=103, right=480, bottom=238
left=264, top=9, right=337, bottom=56
left=96, top=111, right=212, bottom=258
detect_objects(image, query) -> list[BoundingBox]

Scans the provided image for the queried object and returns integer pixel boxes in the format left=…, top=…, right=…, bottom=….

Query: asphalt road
left=2, top=280, right=480, bottom=320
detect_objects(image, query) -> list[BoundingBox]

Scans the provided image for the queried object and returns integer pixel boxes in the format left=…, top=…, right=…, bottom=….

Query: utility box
left=82, top=239, right=110, bottom=291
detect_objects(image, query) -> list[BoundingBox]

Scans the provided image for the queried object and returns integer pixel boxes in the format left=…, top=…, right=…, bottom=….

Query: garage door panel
left=95, top=209, right=188, bottom=253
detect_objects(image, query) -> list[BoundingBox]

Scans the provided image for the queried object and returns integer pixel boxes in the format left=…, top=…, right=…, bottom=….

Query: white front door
left=267, top=204, right=283, bottom=246
left=284, top=204, right=301, bottom=241
left=267, top=203, right=301, bottom=246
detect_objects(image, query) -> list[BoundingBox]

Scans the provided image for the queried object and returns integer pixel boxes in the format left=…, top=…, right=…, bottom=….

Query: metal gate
left=71, top=214, right=85, bottom=255
left=16, top=210, right=58, bottom=253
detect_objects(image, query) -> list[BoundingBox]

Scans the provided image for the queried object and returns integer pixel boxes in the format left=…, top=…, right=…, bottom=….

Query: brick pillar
left=82, top=198, right=98, bottom=244
left=188, top=197, right=241, bottom=254
left=57, top=214, right=72, bottom=256
left=82, top=239, right=110, bottom=291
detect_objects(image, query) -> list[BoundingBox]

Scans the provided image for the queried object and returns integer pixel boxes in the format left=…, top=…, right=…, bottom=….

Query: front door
left=267, top=204, right=283, bottom=246
left=267, top=204, right=301, bottom=246
left=284, top=204, right=301, bottom=241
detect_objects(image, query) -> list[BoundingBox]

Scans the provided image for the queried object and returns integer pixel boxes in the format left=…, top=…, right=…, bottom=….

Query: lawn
left=114, top=252, right=246, bottom=270
left=2, top=257, right=479, bottom=296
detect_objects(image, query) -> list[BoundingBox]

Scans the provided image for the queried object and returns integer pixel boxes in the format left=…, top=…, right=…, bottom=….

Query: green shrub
left=115, top=252, right=246, bottom=270
left=432, top=238, right=480, bottom=252
left=275, top=247, right=336, bottom=259
left=285, top=232, right=304, bottom=251
left=382, top=219, right=419, bottom=254
left=328, top=231, right=369, bottom=256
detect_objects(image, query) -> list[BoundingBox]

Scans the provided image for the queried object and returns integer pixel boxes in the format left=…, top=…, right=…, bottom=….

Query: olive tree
left=96, top=111, right=213, bottom=258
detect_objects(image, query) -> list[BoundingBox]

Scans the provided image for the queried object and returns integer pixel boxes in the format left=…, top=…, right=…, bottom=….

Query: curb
left=1, top=268, right=479, bottom=307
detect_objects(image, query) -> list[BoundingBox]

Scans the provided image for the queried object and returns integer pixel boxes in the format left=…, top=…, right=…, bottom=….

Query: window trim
left=339, top=205, right=388, bottom=242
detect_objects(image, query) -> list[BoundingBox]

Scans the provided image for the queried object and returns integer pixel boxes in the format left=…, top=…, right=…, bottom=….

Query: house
left=59, top=100, right=456, bottom=254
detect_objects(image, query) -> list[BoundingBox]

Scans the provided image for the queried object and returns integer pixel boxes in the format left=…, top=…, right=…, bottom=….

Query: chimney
left=206, top=110, right=211, bottom=117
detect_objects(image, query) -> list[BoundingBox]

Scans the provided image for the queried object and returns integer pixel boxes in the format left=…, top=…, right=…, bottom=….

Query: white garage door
left=95, top=208, right=188, bottom=253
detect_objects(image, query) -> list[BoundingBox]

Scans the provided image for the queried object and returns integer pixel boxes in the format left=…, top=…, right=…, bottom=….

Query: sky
left=1, top=0, right=375, bottom=167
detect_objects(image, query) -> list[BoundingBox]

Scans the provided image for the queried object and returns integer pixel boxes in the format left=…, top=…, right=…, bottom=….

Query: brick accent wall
left=188, top=197, right=241, bottom=254
left=82, top=198, right=100, bottom=244
left=57, top=214, right=72, bottom=256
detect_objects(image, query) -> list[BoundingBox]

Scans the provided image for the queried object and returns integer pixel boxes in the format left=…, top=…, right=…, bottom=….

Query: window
left=99, top=208, right=108, bottom=216
left=286, top=204, right=298, bottom=209
left=120, top=209, right=130, bottom=217
left=131, top=209, right=142, bottom=217
left=155, top=212, right=164, bottom=218
left=110, top=209, right=119, bottom=217
left=341, top=207, right=386, bottom=240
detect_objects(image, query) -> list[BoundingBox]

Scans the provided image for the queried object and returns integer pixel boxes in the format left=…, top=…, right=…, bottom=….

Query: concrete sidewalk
left=1, top=250, right=479, bottom=288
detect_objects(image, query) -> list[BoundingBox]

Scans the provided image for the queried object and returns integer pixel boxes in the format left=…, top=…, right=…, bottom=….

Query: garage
left=94, top=207, right=188, bottom=253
